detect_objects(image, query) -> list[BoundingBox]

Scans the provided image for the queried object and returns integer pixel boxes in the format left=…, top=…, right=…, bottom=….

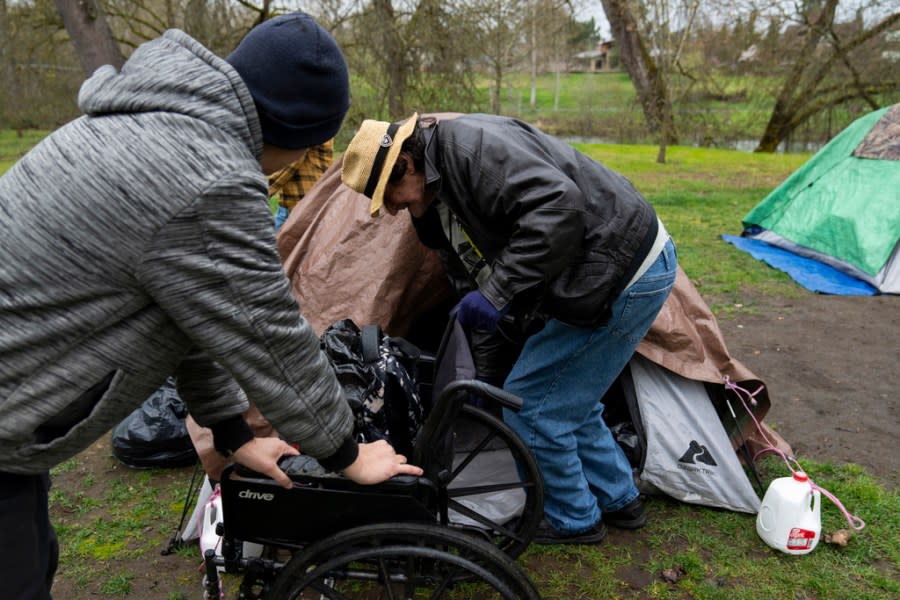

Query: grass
left=48, top=454, right=205, bottom=598
left=499, top=71, right=637, bottom=114
left=525, top=458, right=899, bottom=599
left=6, top=125, right=896, bottom=598
left=0, top=128, right=50, bottom=171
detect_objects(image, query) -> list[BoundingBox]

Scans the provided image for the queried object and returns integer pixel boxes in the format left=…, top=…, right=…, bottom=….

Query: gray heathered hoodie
left=0, top=30, right=353, bottom=474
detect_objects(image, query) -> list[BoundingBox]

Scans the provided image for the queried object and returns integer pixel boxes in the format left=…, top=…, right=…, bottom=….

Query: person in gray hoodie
left=0, top=13, right=421, bottom=599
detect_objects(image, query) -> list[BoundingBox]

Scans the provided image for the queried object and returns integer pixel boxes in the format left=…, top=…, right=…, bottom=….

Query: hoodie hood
left=78, top=29, right=263, bottom=160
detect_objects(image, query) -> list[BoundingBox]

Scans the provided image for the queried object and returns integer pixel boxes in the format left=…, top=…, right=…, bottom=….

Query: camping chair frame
left=203, top=379, right=544, bottom=599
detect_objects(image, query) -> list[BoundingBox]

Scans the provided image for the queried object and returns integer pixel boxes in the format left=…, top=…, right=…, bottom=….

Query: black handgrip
left=442, top=379, right=524, bottom=412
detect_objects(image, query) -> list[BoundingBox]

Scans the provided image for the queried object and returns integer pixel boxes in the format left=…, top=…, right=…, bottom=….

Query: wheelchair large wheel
left=444, top=404, right=543, bottom=559
left=267, top=522, right=540, bottom=599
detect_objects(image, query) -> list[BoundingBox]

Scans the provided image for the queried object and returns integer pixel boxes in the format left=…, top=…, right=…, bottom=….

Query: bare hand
left=231, top=437, right=300, bottom=489
left=341, top=440, right=423, bottom=485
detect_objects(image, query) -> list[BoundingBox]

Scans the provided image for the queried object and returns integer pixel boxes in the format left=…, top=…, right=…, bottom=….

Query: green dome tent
left=738, top=104, right=899, bottom=294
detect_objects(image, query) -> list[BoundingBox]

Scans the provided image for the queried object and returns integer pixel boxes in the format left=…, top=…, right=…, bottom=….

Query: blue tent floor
left=721, top=234, right=877, bottom=296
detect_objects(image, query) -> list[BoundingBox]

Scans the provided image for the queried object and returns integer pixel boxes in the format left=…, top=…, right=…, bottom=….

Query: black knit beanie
left=226, top=12, right=350, bottom=149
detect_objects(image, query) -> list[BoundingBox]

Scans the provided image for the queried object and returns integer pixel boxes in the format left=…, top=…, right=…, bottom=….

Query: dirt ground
left=48, top=290, right=898, bottom=599
left=715, top=292, right=898, bottom=489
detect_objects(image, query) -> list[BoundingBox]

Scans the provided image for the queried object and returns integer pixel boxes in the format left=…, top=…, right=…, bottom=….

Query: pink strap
left=724, top=377, right=865, bottom=531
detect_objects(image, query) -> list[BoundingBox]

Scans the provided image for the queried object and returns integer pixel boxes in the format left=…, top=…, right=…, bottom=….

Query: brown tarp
left=276, top=159, right=451, bottom=337
left=638, top=267, right=761, bottom=385
left=636, top=267, right=789, bottom=455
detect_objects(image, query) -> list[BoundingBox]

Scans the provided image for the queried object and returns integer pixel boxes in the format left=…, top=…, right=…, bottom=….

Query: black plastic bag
left=111, top=377, right=197, bottom=469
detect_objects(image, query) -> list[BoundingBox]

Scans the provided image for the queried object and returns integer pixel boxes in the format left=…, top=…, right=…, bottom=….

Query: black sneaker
left=602, top=497, right=647, bottom=529
left=533, top=520, right=607, bottom=545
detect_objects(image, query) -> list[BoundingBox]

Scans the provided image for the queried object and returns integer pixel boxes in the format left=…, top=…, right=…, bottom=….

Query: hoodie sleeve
left=135, top=173, right=355, bottom=463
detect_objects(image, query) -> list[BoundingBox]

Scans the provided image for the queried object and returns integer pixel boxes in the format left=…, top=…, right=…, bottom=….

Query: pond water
left=564, top=136, right=824, bottom=154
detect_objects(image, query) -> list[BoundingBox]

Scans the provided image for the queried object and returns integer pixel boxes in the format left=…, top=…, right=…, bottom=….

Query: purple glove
left=454, top=290, right=510, bottom=333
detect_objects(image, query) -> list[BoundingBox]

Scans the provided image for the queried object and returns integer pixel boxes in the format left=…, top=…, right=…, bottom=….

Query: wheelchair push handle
left=433, top=311, right=525, bottom=412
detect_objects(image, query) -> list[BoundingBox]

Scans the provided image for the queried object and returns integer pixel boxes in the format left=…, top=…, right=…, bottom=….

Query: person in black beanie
left=226, top=12, right=351, bottom=160
left=0, top=13, right=420, bottom=599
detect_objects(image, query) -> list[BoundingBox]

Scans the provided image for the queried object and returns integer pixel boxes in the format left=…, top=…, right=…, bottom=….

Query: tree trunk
left=656, top=107, right=669, bottom=164
left=754, top=2, right=899, bottom=152
left=529, top=2, right=537, bottom=108
left=755, top=100, right=795, bottom=153
left=373, top=0, right=406, bottom=116
left=0, top=0, right=12, bottom=119
left=600, top=0, right=677, bottom=144
left=553, top=68, right=560, bottom=112
left=492, top=60, right=503, bottom=115
left=54, top=0, right=124, bottom=76
left=184, top=0, right=212, bottom=46
left=754, top=1, right=837, bottom=152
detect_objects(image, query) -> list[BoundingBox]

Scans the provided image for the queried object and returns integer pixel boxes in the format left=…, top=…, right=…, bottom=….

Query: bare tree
left=527, top=0, right=580, bottom=111
left=462, top=0, right=529, bottom=114
left=340, top=0, right=477, bottom=120
left=601, top=0, right=681, bottom=162
left=754, top=0, right=900, bottom=151
left=642, top=0, right=699, bottom=162
left=54, top=0, right=124, bottom=75
left=98, top=0, right=252, bottom=54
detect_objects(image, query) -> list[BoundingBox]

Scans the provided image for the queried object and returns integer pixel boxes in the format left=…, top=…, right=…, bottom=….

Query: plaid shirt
left=268, top=140, right=334, bottom=211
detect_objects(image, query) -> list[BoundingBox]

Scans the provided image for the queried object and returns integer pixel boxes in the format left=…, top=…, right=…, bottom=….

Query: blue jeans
left=503, top=239, right=677, bottom=533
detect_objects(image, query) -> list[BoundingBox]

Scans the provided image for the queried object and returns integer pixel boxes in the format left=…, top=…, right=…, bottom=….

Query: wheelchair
left=203, top=377, right=545, bottom=599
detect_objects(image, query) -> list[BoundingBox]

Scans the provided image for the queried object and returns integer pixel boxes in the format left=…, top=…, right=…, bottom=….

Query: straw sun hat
left=342, top=113, right=419, bottom=215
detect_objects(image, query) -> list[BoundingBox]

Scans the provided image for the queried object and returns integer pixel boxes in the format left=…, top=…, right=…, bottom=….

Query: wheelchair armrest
left=454, top=379, right=524, bottom=412
left=231, top=455, right=428, bottom=491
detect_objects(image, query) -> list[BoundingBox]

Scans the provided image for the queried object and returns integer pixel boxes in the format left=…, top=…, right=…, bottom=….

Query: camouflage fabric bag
left=320, top=319, right=425, bottom=457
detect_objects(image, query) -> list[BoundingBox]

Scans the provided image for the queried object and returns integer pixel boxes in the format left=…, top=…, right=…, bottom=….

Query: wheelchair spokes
left=444, top=405, right=543, bottom=559
left=268, top=523, right=539, bottom=600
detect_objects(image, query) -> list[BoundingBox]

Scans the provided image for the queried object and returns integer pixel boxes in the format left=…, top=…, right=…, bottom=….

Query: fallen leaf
left=824, top=529, right=853, bottom=547
left=661, top=566, right=686, bottom=584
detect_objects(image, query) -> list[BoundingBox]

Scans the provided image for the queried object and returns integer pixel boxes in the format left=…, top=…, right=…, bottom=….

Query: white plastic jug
left=199, top=491, right=264, bottom=564
left=756, top=471, right=821, bottom=555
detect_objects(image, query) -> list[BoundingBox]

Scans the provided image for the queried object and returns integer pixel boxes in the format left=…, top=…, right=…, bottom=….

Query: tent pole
left=726, top=397, right=765, bottom=497
left=161, top=460, right=204, bottom=555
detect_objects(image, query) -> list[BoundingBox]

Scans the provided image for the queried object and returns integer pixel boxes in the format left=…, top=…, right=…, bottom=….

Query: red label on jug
left=786, top=527, right=815, bottom=550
